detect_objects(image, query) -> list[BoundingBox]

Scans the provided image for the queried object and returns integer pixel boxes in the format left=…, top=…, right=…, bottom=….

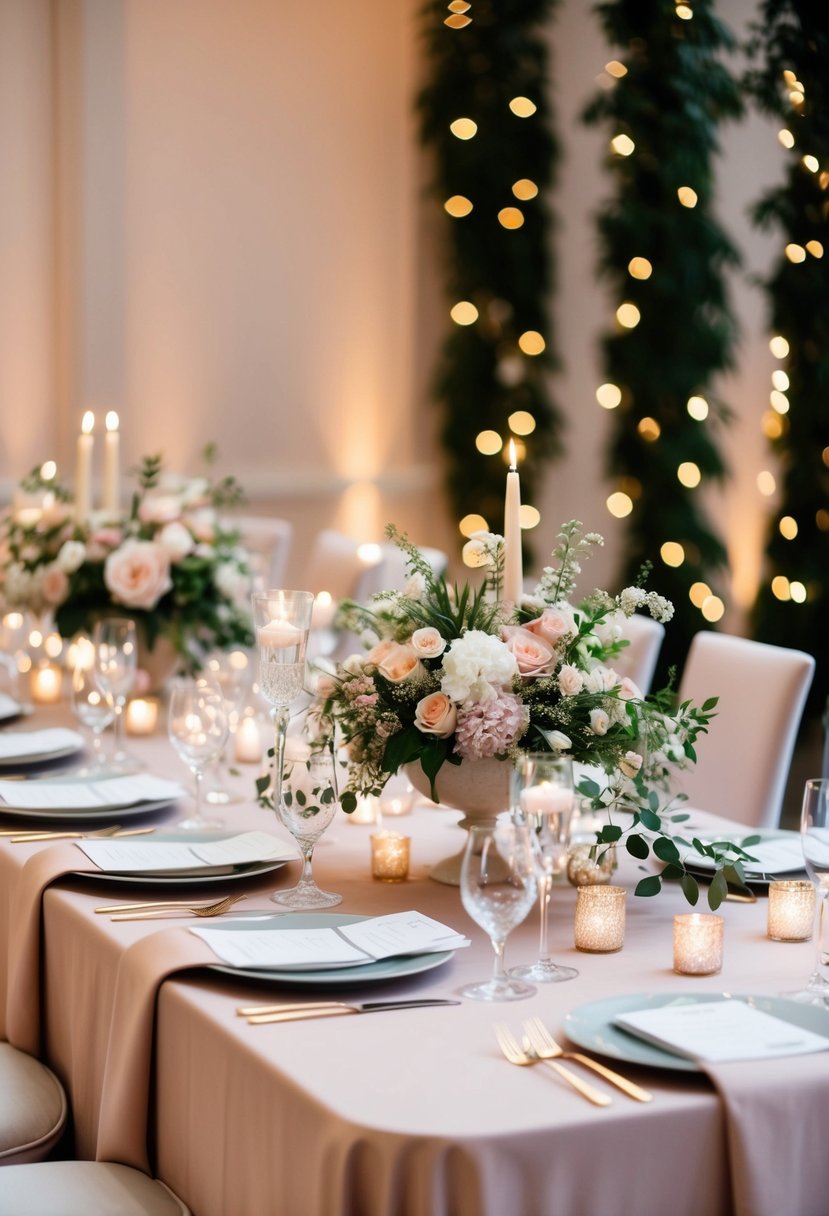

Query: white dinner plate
left=680, top=829, right=806, bottom=887
left=209, top=912, right=456, bottom=986
left=0, top=797, right=177, bottom=824
left=563, top=992, right=829, bottom=1073
left=0, top=729, right=85, bottom=767
left=0, top=697, right=30, bottom=723
left=74, top=831, right=292, bottom=886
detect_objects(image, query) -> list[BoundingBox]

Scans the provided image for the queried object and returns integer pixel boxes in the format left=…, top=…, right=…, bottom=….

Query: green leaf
left=577, top=778, right=600, bottom=799
left=702, top=697, right=719, bottom=711
left=381, top=726, right=425, bottom=774
left=599, top=824, right=623, bottom=843
left=681, top=873, right=700, bottom=905
left=340, top=792, right=357, bottom=813
left=295, top=790, right=306, bottom=806
left=653, top=837, right=680, bottom=864
left=639, top=808, right=662, bottom=832
left=634, top=875, right=662, bottom=898
left=626, top=834, right=650, bottom=860
left=708, top=869, right=728, bottom=911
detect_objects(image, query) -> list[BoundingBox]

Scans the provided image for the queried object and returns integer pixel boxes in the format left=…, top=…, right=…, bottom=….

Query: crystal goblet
left=93, top=617, right=141, bottom=773
left=168, top=676, right=229, bottom=831
left=786, top=778, right=829, bottom=1004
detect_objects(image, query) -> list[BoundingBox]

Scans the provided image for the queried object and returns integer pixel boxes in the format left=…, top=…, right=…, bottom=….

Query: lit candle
left=31, top=663, right=62, bottom=704
left=574, top=885, right=626, bottom=953
left=503, top=438, right=523, bottom=604
left=311, top=591, right=336, bottom=630
left=102, top=410, right=120, bottom=514
left=125, top=697, right=159, bottom=736
left=767, top=880, right=815, bottom=942
left=75, top=410, right=95, bottom=523
left=234, top=713, right=263, bottom=763
left=371, top=831, right=411, bottom=881
left=257, top=619, right=302, bottom=648
left=673, top=913, right=724, bottom=976
left=349, top=794, right=379, bottom=825
left=520, top=782, right=574, bottom=817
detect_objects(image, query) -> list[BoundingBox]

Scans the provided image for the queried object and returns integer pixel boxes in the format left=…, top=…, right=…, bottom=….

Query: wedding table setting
left=0, top=441, right=827, bottom=1216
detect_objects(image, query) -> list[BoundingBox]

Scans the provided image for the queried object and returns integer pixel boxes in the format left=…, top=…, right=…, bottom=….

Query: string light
left=638, top=417, right=661, bottom=441
left=498, top=207, right=524, bottom=229
left=475, top=430, right=502, bottom=455
left=778, top=129, right=795, bottom=149
left=450, top=301, right=478, bottom=325
left=509, top=97, right=537, bottom=118
left=687, top=395, right=709, bottom=420
left=444, top=195, right=473, bottom=217
left=660, top=541, right=685, bottom=567
left=518, top=330, right=545, bottom=355
left=677, top=461, right=701, bottom=488
left=818, top=509, right=829, bottom=530
left=701, top=595, right=724, bottom=622
left=508, top=410, right=536, bottom=435
left=512, top=179, right=538, bottom=200
left=520, top=505, right=540, bottom=529
left=628, top=256, right=652, bottom=279
left=605, top=61, right=627, bottom=78
left=757, top=470, right=776, bottom=496
left=771, top=370, right=790, bottom=391
left=450, top=118, right=477, bottom=140
left=802, top=154, right=819, bottom=173
left=790, top=581, right=807, bottom=603
left=771, top=575, right=791, bottom=601
left=606, top=491, right=633, bottom=518
left=785, top=243, right=806, bottom=262
left=610, top=134, right=635, bottom=156
left=616, top=302, right=640, bottom=328
left=769, top=335, right=790, bottom=358
left=677, top=186, right=698, bottom=208
left=689, top=581, right=711, bottom=608
left=770, top=390, right=789, bottom=414
left=676, top=5, right=693, bottom=20
left=596, top=383, right=622, bottom=409
left=779, top=515, right=798, bottom=539
left=806, top=240, right=824, bottom=258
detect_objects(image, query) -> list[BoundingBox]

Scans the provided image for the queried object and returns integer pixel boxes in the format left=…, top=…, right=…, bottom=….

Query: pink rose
left=414, top=691, right=457, bottom=738
left=40, top=564, right=69, bottom=606
left=525, top=608, right=577, bottom=646
left=366, top=638, right=397, bottom=667
left=137, top=494, right=182, bottom=525
left=502, top=626, right=556, bottom=678
left=411, top=626, right=446, bottom=659
left=104, top=540, right=172, bottom=610
left=617, top=676, right=643, bottom=701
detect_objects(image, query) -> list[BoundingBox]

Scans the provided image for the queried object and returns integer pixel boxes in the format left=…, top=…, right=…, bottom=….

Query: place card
left=191, top=910, right=470, bottom=971
left=0, top=773, right=184, bottom=810
left=77, top=830, right=295, bottom=874
left=614, top=999, right=829, bottom=1063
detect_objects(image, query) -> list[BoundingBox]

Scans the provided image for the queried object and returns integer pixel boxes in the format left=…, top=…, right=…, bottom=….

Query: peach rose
left=502, top=626, right=556, bottom=678
left=375, top=642, right=423, bottom=684
left=104, top=540, right=172, bottom=610
left=525, top=608, right=577, bottom=647
left=414, top=691, right=457, bottom=738
left=411, top=626, right=446, bottom=659
left=40, top=564, right=69, bottom=606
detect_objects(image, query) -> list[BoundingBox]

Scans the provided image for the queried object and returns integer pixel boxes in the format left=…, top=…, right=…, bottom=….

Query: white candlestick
left=103, top=410, right=120, bottom=513
left=75, top=411, right=95, bottom=523
left=503, top=440, right=523, bottom=604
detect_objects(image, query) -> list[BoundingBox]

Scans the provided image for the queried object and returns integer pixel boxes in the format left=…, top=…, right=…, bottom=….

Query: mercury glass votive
left=673, top=913, right=724, bottom=976
left=574, top=885, right=626, bottom=953
left=767, top=880, right=815, bottom=942
left=371, top=832, right=410, bottom=882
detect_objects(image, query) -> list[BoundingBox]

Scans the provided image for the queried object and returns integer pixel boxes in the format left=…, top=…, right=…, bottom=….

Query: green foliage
left=416, top=0, right=563, bottom=553
left=583, top=0, right=742, bottom=682
left=745, top=4, right=829, bottom=713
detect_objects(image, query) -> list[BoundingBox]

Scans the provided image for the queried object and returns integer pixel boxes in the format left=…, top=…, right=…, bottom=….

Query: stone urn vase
left=405, top=757, right=513, bottom=886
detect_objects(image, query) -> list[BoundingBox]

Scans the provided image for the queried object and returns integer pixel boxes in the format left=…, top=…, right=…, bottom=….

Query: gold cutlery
left=522, top=1017, right=652, bottom=1103
left=240, top=998, right=462, bottom=1023
left=101, top=893, right=248, bottom=920
left=7, top=825, right=156, bottom=844
left=494, top=1023, right=612, bottom=1107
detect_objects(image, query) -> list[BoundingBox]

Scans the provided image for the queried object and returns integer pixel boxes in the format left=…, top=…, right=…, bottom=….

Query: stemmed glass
left=252, top=589, right=314, bottom=823
left=459, top=820, right=538, bottom=1001
left=788, top=778, right=829, bottom=1004
left=71, top=662, right=114, bottom=774
left=510, top=753, right=579, bottom=984
left=92, top=617, right=141, bottom=772
left=168, top=677, right=230, bottom=831
left=273, top=744, right=342, bottom=908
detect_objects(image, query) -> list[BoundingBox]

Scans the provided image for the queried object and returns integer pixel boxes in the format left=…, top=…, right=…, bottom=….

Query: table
left=1, top=706, right=826, bottom=1216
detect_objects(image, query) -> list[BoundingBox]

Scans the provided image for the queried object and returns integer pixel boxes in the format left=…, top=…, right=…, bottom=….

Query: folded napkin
left=0, top=727, right=83, bottom=760
left=0, top=692, right=21, bottom=719
left=0, top=773, right=184, bottom=811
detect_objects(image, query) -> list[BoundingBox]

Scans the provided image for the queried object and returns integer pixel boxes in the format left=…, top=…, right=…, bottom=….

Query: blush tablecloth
left=1, top=707, right=827, bottom=1216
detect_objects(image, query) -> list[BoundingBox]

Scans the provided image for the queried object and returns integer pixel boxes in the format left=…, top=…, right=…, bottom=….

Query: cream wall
left=0, top=0, right=786, bottom=615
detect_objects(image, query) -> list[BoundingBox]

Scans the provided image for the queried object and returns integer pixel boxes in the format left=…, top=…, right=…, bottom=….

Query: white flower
left=214, top=561, right=250, bottom=606
left=411, top=627, right=446, bottom=658
left=584, top=665, right=618, bottom=694
left=56, top=540, right=86, bottom=574
left=341, top=654, right=365, bottom=675
left=157, top=521, right=194, bottom=561
left=557, top=663, right=584, bottom=696
left=440, top=630, right=518, bottom=706
left=646, top=592, right=675, bottom=623
left=543, top=729, right=572, bottom=752
left=403, top=572, right=426, bottom=601
left=593, top=610, right=624, bottom=646
left=619, top=751, right=643, bottom=778
left=618, top=587, right=647, bottom=615
left=589, top=708, right=610, bottom=735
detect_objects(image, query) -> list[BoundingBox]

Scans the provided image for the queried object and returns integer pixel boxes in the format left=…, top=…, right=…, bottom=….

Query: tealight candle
left=379, top=775, right=413, bottom=817
left=125, top=697, right=159, bottom=736
left=371, top=832, right=410, bottom=881
left=349, top=794, right=380, bottom=825
left=574, top=885, right=626, bottom=953
left=520, top=781, right=574, bottom=817
left=31, top=662, right=62, bottom=704
left=673, top=913, right=724, bottom=976
left=234, top=713, right=263, bottom=764
left=767, top=880, right=815, bottom=942
left=257, top=619, right=302, bottom=648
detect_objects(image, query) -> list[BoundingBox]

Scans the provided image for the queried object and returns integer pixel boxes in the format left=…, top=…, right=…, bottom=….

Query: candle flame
left=508, top=438, right=517, bottom=470
left=40, top=460, right=57, bottom=481
left=106, top=410, right=119, bottom=432
left=81, top=410, right=95, bottom=434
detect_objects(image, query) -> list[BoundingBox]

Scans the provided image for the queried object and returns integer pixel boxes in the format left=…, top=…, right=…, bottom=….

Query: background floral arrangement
left=0, top=449, right=253, bottom=669
left=320, top=521, right=753, bottom=908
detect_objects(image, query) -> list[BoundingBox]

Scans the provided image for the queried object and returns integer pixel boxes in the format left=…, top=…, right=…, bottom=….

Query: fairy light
left=445, top=195, right=473, bottom=217
left=459, top=513, right=488, bottom=537
left=606, top=491, right=633, bottom=518
left=40, top=460, right=57, bottom=481
left=498, top=207, right=524, bottom=229
left=687, top=395, right=709, bottom=420
left=638, top=417, right=661, bottom=441
left=518, top=331, right=545, bottom=355
left=512, top=179, right=538, bottom=200
left=616, top=302, right=640, bottom=329
left=596, top=383, right=622, bottom=409
left=628, top=256, right=652, bottom=279
left=790, top=581, right=807, bottom=603
left=771, top=370, right=789, bottom=391
left=611, top=134, right=635, bottom=156
left=445, top=13, right=472, bottom=29
left=450, top=118, right=477, bottom=140
left=677, top=461, right=701, bottom=488
left=660, top=541, right=685, bottom=567
left=771, top=576, right=790, bottom=601
left=689, top=582, right=711, bottom=608
left=509, top=97, right=537, bottom=118
left=806, top=240, right=824, bottom=258
left=757, top=471, right=776, bottom=496
left=605, top=61, right=627, bottom=79
left=450, top=301, right=478, bottom=325
left=701, top=595, right=724, bottom=622
left=770, top=335, right=790, bottom=358
left=520, top=505, right=540, bottom=529
left=802, top=155, right=819, bottom=173
left=475, top=430, right=502, bottom=455
left=779, top=515, right=798, bottom=540
left=676, top=5, right=693, bottom=20
left=762, top=411, right=785, bottom=439
left=785, top=243, right=806, bottom=263
left=817, top=509, right=829, bottom=530
left=508, top=410, right=536, bottom=435
left=778, top=129, right=795, bottom=149
left=770, top=390, right=790, bottom=414
left=677, top=186, right=698, bottom=208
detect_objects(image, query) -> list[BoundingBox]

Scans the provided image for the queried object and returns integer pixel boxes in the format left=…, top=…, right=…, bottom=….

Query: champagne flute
left=252, top=589, right=314, bottom=827
left=788, top=778, right=829, bottom=1004
left=71, top=662, right=114, bottom=773
left=274, top=743, right=342, bottom=908
left=510, top=753, right=579, bottom=983
left=93, top=617, right=141, bottom=772
left=459, top=820, right=538, bottom=1001
left=168, top=677, right=229, bottom=831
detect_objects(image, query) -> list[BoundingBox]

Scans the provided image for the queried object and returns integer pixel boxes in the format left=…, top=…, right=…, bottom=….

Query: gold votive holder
left=673, top=913, right=724, bottom=976
left=370, top=832, right=410, bottom=882
left=125, top=696, right=159, bottom=737
left=567, top=843, right=617, bottom=887
left=574, top=885, right=626, bottom=953
left=767, top=879, right=815, bottom=942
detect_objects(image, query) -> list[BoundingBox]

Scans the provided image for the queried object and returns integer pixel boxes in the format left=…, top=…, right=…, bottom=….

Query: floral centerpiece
left=0, top=449, right=253, bottom=673
left=318, top=521, right=755, bottom=908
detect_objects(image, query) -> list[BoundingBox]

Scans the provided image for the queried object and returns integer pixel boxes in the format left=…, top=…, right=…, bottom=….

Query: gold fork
left=493, top=1024, right=611, bottom=1107
left=7, top=825, right=156, bottom=844
left=522, top=1017, right=653, bottom=1103
left=105, top=893, right=248, bottom=921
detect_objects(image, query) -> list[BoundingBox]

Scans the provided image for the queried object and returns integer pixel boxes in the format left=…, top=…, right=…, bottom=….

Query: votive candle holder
left=767, top=879, right=815, bottom=942
left=371, top=832, right=410, bottom=882
left=574, top=885, right=626, bottom=953
left=673, top=913, right=724, bottom=976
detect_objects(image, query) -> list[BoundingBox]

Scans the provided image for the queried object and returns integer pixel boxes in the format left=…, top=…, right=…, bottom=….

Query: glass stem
left=113, top=700, right=125, bottom=754
left=491, top=938, right=507, bottom=984
left=537, top=872, right=552, bottom=963
left=193, top=765, right=204, bottom=823
left=815, top=892, right=829, bottom=986
left=298, top=845, right=315, bottom=887
left=270, top=705, right=290, bottom=813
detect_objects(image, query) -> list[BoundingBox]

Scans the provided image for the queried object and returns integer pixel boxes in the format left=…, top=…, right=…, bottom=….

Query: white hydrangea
left=56, top=540, right=86, bottom=574
left=440, top=630, right=518, bottom=706
left=618, top=586, right=647, bottom=615
left=213, top=561, right=249, bottom=606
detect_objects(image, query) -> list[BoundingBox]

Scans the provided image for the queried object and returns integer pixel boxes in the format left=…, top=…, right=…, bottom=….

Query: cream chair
left=0, top=1043, right=67, bottom=1165
left=614, top=613, right=665, bottom=695
left=303, top=530, right=372, bottom=601
left=0, top=1162, right=189, bottom=1214
left=355, top=542, right=448, bottom=601
left=676, top=631, right=815, bottom=829
left=220, top=515, right=292, bottom=590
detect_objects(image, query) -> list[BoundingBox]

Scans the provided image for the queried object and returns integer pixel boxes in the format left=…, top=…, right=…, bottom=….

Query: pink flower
left=414, top=691, right=457, bottom=738
left=410, top=627, right=446, bottom=659
left=454, top=693, right=528, bottom=760
left=40, top=564, right=69, bottom=606
left=104, top=540, right=172, bottom=610
left=617, top=676, right=643, bottom=701
left=138, top=494, right=182, bottom=525
left=371, top=641, right=423, bottom=684
left=501, top=626, right=557, bottom=678
left=524, top=608, right=577, bottom=647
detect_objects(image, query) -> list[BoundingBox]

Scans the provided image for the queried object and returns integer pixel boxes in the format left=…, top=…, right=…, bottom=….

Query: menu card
left=0, top=728, right=83, bottom=760
left=614, top=999, right=829, bottom=1063
left=76, top=830, right=296, bottom=875
left=0, top=773, right=184, bottom=810
left=192, top=910, right=471, bottom=970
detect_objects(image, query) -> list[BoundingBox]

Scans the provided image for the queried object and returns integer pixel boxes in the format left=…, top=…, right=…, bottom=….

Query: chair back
left=355, top=543, right=448, bottom=602
left=222, top=516, right=292, bottom=590
left=676, top=631, right=815, bottom=828
left=614, top=614, right=665, bottom=695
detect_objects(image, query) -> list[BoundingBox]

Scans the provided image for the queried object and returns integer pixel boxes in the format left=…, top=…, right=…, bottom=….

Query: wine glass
left=252, top=588, right=314, bottom=824
left=273, top=743, right=342, bottom=908
left=459, top=820, right=538, bottom=1001
left=92, top=617, right=141, bottom=772
left=202, top=649, right=252, bottom=807
left=168, top=676, right=230, bottom=831
left=71, top=662, right=114, bottom=774
left=786, top=778, right=829, bottom=1004
left=510, top=752, right=579, bottom=984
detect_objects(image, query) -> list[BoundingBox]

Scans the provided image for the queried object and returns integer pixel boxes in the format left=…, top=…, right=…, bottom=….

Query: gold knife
left=240, top=998, right=461, bottom=1023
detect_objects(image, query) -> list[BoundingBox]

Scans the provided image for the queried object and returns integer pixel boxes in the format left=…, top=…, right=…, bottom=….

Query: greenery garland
left=416, top=0, right=562, bottom=553
left=583, top=0, right=742, bottom=682
left=745, top=4, right=829, bottom=714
